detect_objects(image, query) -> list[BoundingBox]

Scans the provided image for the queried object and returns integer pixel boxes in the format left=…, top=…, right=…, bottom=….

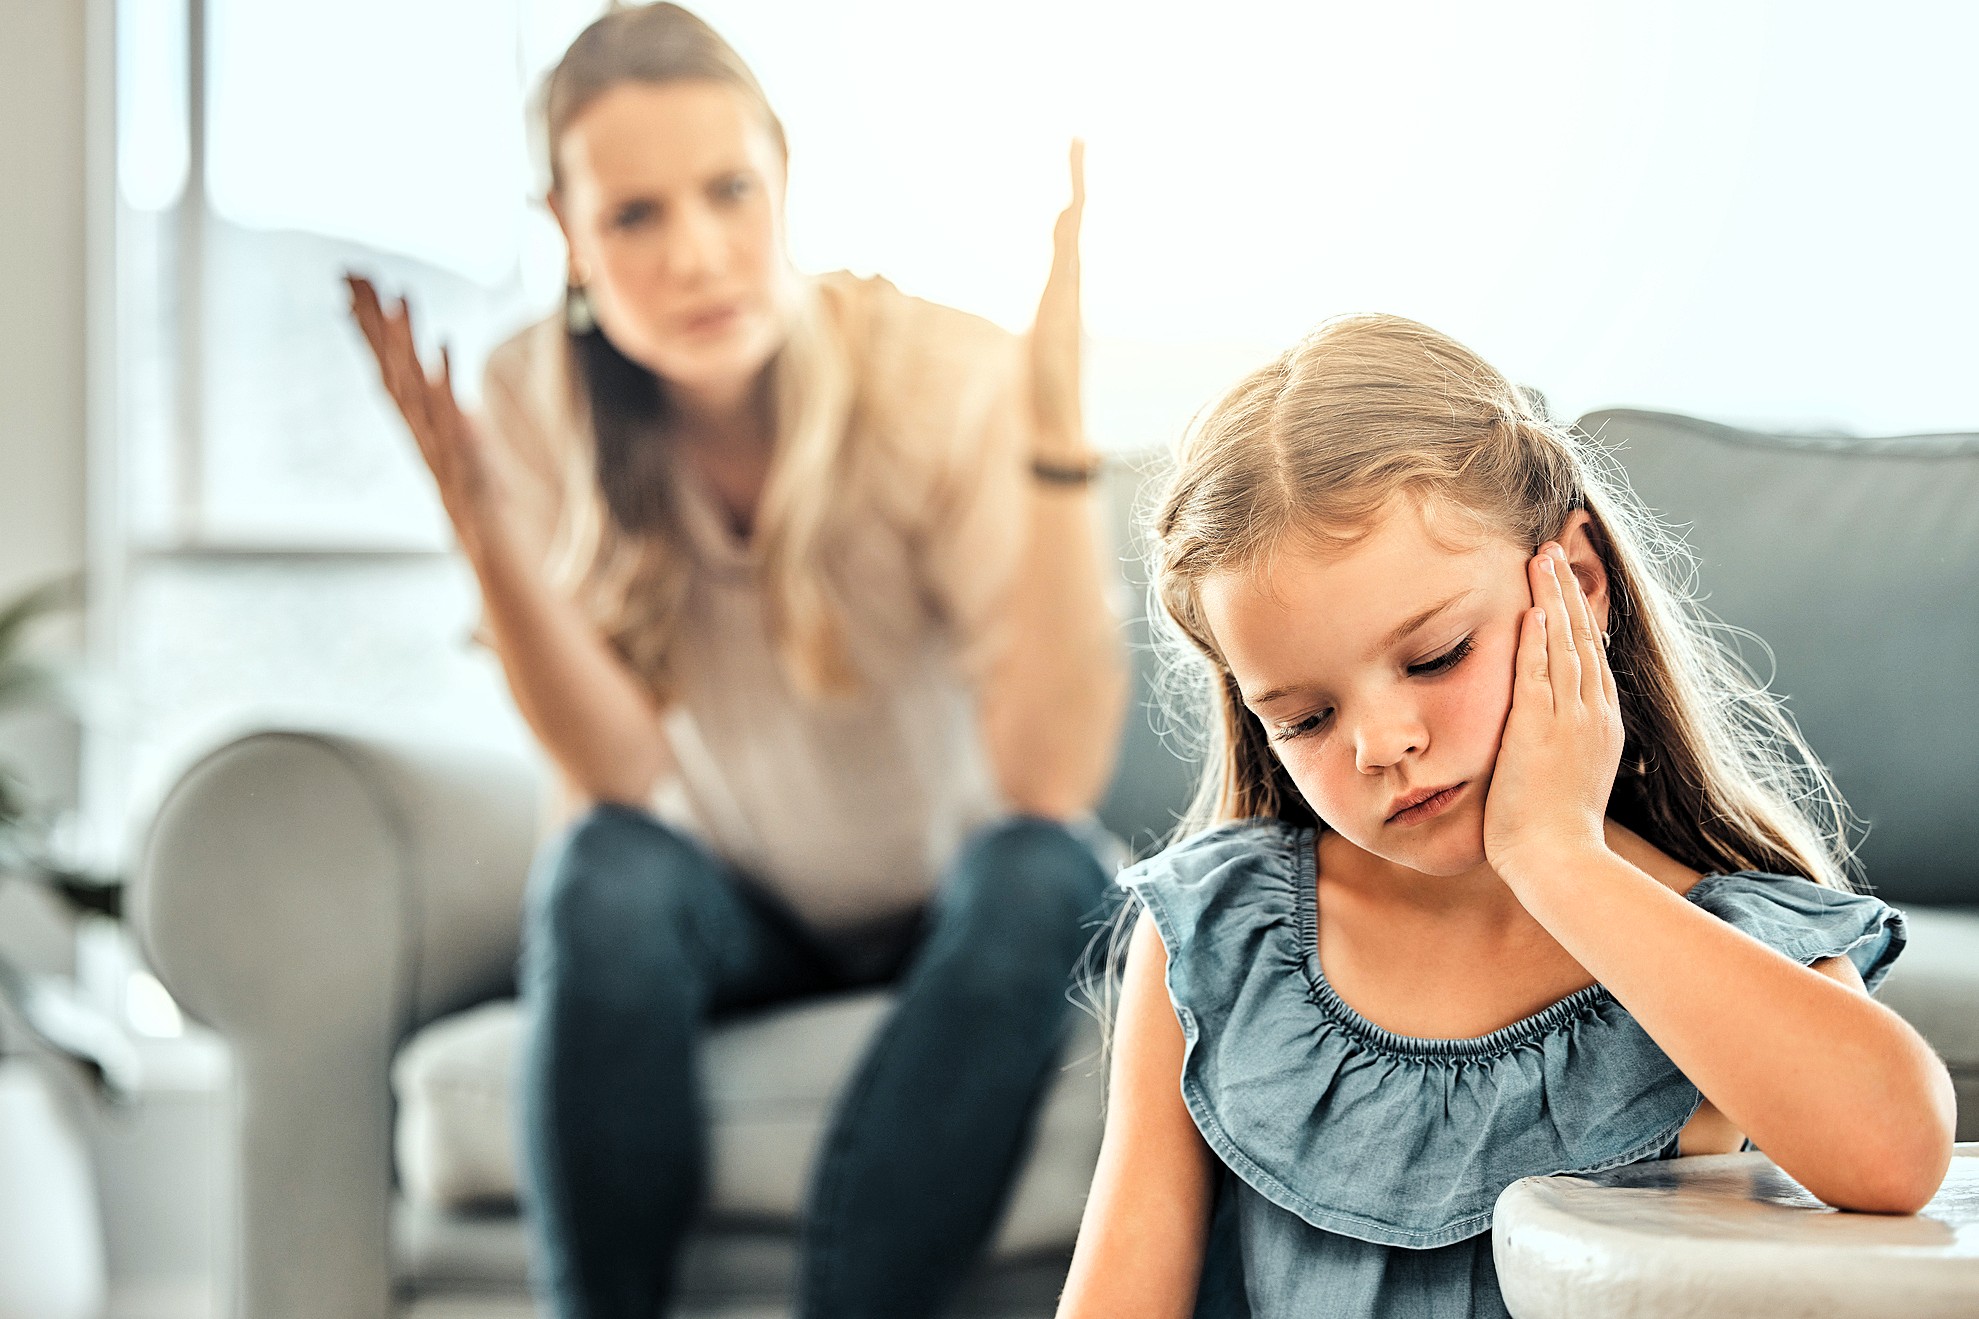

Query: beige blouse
left=477, top=271, right=1034, bottom=932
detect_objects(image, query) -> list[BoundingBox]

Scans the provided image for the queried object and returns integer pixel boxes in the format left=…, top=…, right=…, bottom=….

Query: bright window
left=118, top=0, right=1979, bottom=550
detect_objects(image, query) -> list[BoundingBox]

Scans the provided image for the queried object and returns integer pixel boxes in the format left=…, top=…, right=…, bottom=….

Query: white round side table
left=1493, top=1143, right=1979, bottom=1318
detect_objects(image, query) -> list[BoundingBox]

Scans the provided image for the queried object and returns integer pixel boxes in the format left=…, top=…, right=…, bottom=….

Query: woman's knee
left=926, top=818, right=1114, bottom=987
left=949, top=815, right=1112, bottom=924
left=522, top=804, right=718, bottom=982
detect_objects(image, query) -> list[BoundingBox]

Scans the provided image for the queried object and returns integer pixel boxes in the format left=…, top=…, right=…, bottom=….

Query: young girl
left=1056, top=314, right=1956, bottom=1318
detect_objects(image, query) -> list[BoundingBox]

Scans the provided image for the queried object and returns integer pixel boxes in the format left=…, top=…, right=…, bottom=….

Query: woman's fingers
left=1029, top=139, right=1086, bottom=442
left=348, top=278, right=419, bottom=425
left=346, top=274, right=448, bottom=465
left=388, top=297, right=443, bottom=439
left=1057, top=137, right=1086, bottom=257
left=1040, top=140, right=1083, bottom=329
left=430, top=345, right=474, bottom=491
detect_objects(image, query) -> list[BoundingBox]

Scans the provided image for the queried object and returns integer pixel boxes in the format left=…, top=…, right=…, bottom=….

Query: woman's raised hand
left=1028, top=140, right=1089, bottom=458
left=1482, top=543, right=1626, bottom=887
left=345, top=274, right=506, bottom=553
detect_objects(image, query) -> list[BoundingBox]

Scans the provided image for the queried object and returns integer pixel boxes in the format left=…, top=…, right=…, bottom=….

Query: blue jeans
left=516, top=803, right=1113, bottom=1319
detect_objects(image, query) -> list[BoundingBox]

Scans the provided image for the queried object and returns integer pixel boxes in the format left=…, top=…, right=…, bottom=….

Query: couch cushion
left=392, top=990, right=1105, bottom=1257
left=1579, top=410, right=1979, bottom=906
left=392, top=1199, right=1076, bottom=1311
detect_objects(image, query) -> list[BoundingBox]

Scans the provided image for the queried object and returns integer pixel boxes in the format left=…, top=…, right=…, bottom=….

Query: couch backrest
left=1097, top=413, right=1979, bottom=906
left=1580, top=410, right=1978, bottom=906
left=1092, top=455, right=1200, bottom=858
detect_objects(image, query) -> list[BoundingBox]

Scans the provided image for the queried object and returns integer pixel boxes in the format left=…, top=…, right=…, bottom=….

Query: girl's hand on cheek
left=1482, top=543, right=1624, bottom=889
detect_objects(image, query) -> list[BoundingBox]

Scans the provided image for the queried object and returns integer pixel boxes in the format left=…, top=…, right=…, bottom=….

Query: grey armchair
left=135, top=416, right=1979, bottom=1319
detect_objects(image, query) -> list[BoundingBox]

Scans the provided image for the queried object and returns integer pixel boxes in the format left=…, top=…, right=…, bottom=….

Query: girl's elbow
left=1820, top=1089, right=1957, bottom=1215
left=1882, top=1073, right=1962, bottom=1212
left=1827, top=1149, right=1950, bottom=1216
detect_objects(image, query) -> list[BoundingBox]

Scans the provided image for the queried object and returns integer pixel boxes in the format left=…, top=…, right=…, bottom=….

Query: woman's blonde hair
left=540, top=3, right=858, bottom=703
left=1151, top=313, right=1857, bottom=890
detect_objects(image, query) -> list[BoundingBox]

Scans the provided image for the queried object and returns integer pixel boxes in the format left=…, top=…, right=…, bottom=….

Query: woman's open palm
left=346, top=274, right=505, bottom=548
left=1028, top=140, right=1086, bottom=454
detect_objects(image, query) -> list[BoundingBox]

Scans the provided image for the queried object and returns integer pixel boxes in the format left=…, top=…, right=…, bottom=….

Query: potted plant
left=0, top=574, right=116, bottom=1319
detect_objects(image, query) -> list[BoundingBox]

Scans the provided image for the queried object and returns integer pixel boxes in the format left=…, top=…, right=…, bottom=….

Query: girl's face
left=551, top=80, right=793, bottom=408
left=1202, top=499, right=1543, bottom=879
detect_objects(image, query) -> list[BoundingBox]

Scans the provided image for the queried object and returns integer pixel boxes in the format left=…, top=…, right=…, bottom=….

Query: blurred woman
left=347, top=4, right=1127, bottom=1316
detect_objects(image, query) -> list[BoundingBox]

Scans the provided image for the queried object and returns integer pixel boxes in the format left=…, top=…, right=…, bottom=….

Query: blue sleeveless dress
left=1118, top=817, right=1907, bottom=1319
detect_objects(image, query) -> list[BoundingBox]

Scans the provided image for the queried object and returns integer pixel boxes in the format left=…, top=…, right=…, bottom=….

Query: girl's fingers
left=1598, top=623, right=1618, bottom=706
left=1518, top=605, right=1553, bottom=713
left=1537, top=551, right=1580, bottom=702
left=1552, top=544, right=1602, bottom=703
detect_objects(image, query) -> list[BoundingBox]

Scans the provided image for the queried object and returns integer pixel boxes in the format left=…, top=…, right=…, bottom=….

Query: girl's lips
left=1387, top=782, right=1466, bottom=827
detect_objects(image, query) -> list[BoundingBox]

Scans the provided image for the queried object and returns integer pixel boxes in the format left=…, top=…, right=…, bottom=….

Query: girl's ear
left=1557, top=510, right=1612, bottom=634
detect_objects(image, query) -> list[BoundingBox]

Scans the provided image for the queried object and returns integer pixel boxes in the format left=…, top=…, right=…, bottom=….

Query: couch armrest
left=133, top=728, right=541, bottom=1319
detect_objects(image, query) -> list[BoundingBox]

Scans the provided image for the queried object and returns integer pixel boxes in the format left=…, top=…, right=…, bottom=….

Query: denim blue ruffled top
left=1119, top=817, right=1906, bottom=1319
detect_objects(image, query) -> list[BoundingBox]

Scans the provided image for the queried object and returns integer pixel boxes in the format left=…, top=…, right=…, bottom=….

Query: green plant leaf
left=0, top=574, right=81, bottom=659
left=0, top=657, right=64, bottom=713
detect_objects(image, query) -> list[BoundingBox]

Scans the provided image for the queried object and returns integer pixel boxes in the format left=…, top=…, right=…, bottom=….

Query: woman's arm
left=467, top=511, right=676, bottom=806
left=1057, top=911, right=1219, bottom=1319
left=347, top=278, right=675, bottom=806
left=978, top=144, right=1130, bottom=820
left=1487, top=542, right=1955, bottom=1213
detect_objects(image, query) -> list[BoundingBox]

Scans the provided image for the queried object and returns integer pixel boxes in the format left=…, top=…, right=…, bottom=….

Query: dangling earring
left=566, top=284, right=596, bottom=335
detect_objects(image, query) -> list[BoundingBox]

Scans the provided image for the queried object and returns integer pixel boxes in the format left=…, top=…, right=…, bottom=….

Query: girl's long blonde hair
left=1150, top=313, right=1857, bottom=889
left=540, top=3, right=859, bottom=704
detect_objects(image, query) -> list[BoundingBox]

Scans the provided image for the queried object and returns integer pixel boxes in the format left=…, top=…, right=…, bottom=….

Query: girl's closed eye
left=1409, top=633, right=1474, bottom=676
left=1273, top=709, right=1332, bottom=742
left=1269, top=635, right=1475, bottom=743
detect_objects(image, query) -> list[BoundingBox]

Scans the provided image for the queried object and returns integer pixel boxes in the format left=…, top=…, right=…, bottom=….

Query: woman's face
left=551, top=79, right=792, bottom=407
left=1200, top=500, right=1539, bottom=879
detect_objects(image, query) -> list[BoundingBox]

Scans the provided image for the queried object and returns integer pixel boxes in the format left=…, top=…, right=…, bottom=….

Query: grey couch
left=134, top=412, right=1979, bottom=1319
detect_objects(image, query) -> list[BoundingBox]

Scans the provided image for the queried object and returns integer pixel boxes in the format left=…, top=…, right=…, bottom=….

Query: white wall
left=0, top=0, right=89, bottom=603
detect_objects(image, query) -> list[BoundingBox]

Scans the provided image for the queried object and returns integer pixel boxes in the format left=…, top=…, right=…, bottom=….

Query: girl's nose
left=1354, top=715, right=1425, bottom=775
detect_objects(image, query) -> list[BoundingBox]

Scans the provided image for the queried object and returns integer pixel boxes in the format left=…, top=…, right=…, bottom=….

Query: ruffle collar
left=1118, top=818, right=1904, bottom=1249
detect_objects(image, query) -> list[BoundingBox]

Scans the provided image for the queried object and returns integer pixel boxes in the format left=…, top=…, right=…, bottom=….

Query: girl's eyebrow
left=1363, top=588, right=1477, bottom=663
left=1248, top=589, right=1478, bottom=709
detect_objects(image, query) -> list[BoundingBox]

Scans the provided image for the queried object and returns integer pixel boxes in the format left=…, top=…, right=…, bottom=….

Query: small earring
left=566, top=285, right=596, bottom=335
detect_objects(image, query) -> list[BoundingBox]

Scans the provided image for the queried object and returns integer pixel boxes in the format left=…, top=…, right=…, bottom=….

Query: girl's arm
left=1057, top=911, right=1219, bottom=1319
left=1509, top=846, right=1951, bottom=1213
left=1487, top=541, right=1955, bottom=1214
left=348, top=278, right=676, bottom=807
left=978, top=143, right=1130, bottom=821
